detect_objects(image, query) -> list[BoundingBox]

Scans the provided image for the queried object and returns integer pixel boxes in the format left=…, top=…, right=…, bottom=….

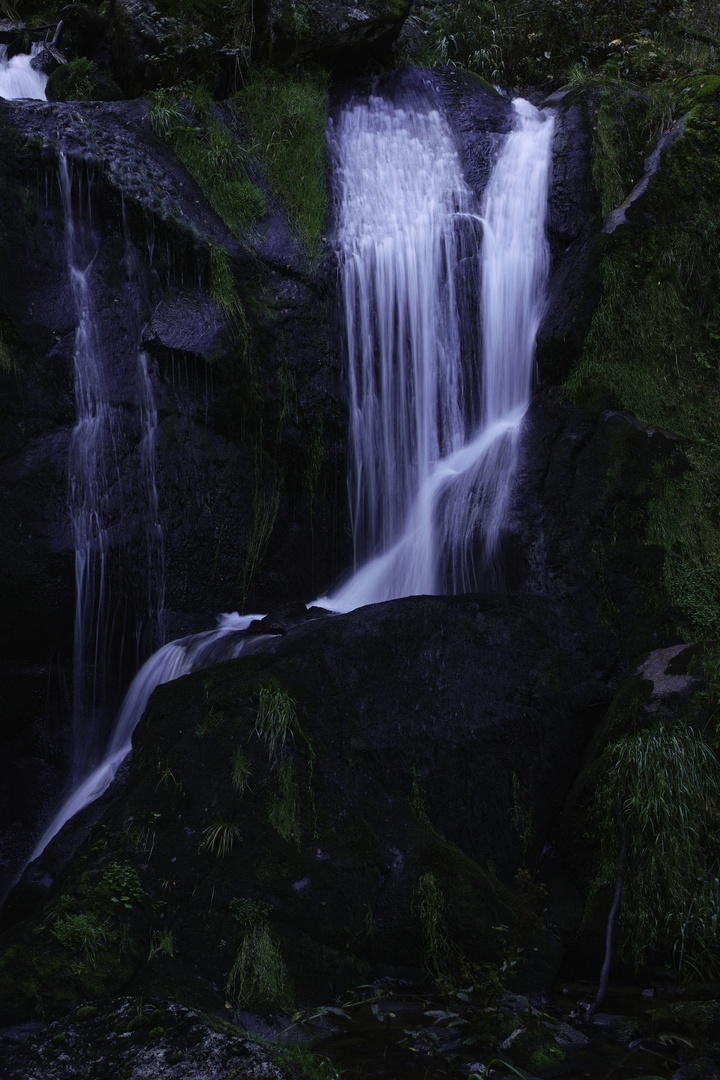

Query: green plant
left=200, top=819, right=242, bottom=858
left=268, top=758, right=301, bottom=845
left=410, top=766, right=435, bottom=832
left=148, top=87, right=186, bottom=138
left=0, top=334, right=14, bottom=375
left=413, top=872, right=450, bottom=977
left=229, top=897, right=273, bottom=925
left=226, top=925, right=292, bottom=1010
left=97, top=863, right=145, bottom=908
left=239, top=472, right=281, bottom=608
left=156, top=759, right=182, bottom=792
left=50, top=914, right=108, bottom=968
left=509, top=772, right=532, bottom=857
left=234, top=68, right=328, bottom=253
left=254, top=685, right=297, bottom=759
left=592, top=720, right=720, bottom=977
left=273, top=1043, right=341, bottom=1080
left=231, top=750, right=253, bottom=792
left=148, top=929, right=175, bottom=960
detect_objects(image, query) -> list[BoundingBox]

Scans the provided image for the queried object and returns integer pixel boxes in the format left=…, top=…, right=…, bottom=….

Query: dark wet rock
left=264, top=0, right=411, bottom=73
left=0, top=591, right=617, bottom=1020
left=143, top=289, right=227, bottom=361
left=0, top=997, right=292, bottom=1080
left=536, top=86, right=603, bottom=383
left=0, top=96, right=345, bottom=894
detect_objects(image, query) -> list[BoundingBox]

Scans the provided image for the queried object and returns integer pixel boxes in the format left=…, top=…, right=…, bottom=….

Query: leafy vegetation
left=397, top=0, right=719, bottom=88
left=234, top=68, right=329, bottom=253
left=592, top=720, right=720, bottom=978
left=253, top=684, right=298, bottom=759
left=199, top=818, right=242, bottom=857
left=148, top=86, right=266, bottom=236
left=226, top=924, right=293, bottom=1010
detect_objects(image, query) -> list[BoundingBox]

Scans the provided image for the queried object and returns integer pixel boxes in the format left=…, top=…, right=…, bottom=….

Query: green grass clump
left=234, top=69, right=328, bottom=253
left=148, top=87, right=266, bottom=236
left=225, top=925, right=292, bottom=1010
left=50, top=914, right=108, bottom=968
left=254, top=684, right=297, bottom=759
left=200, top=819, right=242, bottom=857
left=413, top=872, right=450, bottom=976
left=267, top=757, right=301, bottom=845
left=593, top=721, right=720, bottom=978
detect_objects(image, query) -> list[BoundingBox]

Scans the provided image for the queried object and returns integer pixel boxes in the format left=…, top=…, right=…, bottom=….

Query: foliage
left=239, top=471, right=281, bottom=608
left=272, top=1043, right=341, bottom=1080
left=234, top=68, right=329, bottom=253
left=46, top=57, right=120, bottom=103
left=254, top=684, right=298, bottom=759
left=50, top=914, right=108, bottom=968
left=0, top=333, right=14, bottom=376
left=413, top=872, right=451, bottom=976
left=509, top=772, right=532, bottom=858
left=148, top=929, right=175, bottom=960
left=200, top=818, right=242, bottom=857
left=592, top=721, right=720, bottom=977
left=97, top=863, right=145, bottom=908
left=229, top=897, right=273, bottom=925
left=268, top=757, right=301, bottom=845
left=396, top=0, right=720, bottom=88
left=226, top=924, right=292, bottom=1010
left=147, top=88, right=266, bottom=236
left=231, top=749, right=253, bottom=792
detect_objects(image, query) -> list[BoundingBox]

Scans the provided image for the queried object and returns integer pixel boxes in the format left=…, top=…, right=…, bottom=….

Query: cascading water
left=0, top=44, right=48, bottom=100
left=25, top=82, right=556, bottom=866
left=323, top=91, right=555, bottom=611
left=28, top=158, right=168, bottom=859
left=31, top=613, right=268, bottom=858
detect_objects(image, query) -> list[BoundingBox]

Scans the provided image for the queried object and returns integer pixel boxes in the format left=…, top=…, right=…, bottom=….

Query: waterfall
left=30, top=614, right=269, bottom=858
left=0, top=44, right=48, bottom=100
left=322, top=91, right=555, bottom=611
left=28, top=157, right=168, bottom=860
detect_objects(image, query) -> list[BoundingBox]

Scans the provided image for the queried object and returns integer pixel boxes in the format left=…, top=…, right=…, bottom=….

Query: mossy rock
left=46, top=58, right=123, bottom=102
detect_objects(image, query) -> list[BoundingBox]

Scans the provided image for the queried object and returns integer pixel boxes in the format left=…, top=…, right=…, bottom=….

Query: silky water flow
left=25, top=87, right=555, bottom=864
left=321, top=92, right=555, bottom=610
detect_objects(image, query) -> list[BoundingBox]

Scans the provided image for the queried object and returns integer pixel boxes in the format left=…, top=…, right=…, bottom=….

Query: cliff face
left=1, top=0, right=720, bottom=1040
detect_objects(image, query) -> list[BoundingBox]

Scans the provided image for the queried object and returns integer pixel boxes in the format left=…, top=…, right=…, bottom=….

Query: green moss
left=528, top=1043, right=566, bottom=1073
left=234, top=69, right=328, bottom=254
left=566, top=103, right=720, bottom=640
left=75, top=1005, right=99, bottom=1021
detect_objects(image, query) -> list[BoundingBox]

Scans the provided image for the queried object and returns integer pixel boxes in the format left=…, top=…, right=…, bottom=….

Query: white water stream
left=24, top=86, right=555, bottom=867
left=322, top=94, right=555, bottom=610
left=0, top=44, right=47, bottom=100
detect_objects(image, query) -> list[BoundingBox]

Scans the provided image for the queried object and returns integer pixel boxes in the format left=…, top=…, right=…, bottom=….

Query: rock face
left=0, top=997, right=293, bottom=1080
left=0, top=95, right=346, bottom=894
left=263, top=0, right=412, bottom=72
left=0, top=593, right=611, bottom=1020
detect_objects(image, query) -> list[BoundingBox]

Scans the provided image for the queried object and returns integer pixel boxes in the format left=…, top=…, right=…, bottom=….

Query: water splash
left=322, top=93, right=554, bottom=611
left=0, top=44, right=48, bottom=100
